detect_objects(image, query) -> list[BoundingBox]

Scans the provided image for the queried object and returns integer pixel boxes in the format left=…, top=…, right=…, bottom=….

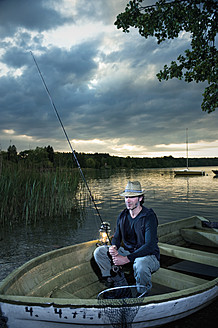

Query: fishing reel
left=111, top=264, right=120, bottom=273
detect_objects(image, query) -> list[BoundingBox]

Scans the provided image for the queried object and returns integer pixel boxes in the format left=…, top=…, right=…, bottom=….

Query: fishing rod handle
left=107, top=246, right=121, bottom=273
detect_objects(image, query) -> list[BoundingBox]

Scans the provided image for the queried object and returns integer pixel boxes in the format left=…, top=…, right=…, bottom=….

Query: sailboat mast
left=186, top=128, right=188, bottom=169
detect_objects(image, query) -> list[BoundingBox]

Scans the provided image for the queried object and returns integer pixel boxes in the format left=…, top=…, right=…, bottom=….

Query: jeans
left=93, top=245, right=160, bottom=293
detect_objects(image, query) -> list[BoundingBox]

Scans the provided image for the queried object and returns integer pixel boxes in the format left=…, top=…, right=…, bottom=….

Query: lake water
left=0, top=166, right=218, bottom=327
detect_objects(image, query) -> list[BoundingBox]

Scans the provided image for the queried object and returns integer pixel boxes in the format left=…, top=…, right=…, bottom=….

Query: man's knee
left=133, top=258, right=145, bottom=275
left=94, top=245, right=108, bottom=261
left=133, top=255, right=159, bottom=274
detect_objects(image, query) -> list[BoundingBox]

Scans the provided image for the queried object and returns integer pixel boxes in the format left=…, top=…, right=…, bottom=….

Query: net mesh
left=98, top=298, right=140, bottom=328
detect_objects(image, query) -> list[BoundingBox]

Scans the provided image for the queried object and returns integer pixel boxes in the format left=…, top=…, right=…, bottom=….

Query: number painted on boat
left=54, top=308, right=62, bottom=318
left=25, top=307, right=33, bottom=316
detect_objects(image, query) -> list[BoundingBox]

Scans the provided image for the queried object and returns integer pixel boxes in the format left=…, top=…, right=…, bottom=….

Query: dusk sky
left=0, top=0, right=217, bottom=158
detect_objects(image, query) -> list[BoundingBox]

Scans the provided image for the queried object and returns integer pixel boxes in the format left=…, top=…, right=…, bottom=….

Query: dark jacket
left=112, top=206, right=160, bottom=262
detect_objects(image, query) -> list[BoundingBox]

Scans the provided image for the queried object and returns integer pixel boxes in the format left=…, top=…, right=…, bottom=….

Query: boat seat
left=152, top=267, right=208, bottom=291
left=159, top=242, right=218, bottom=267
left=180, top=228, right=218, bottom=247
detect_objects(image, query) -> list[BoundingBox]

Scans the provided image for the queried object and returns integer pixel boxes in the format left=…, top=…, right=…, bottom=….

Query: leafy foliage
left=115, top=0, right=217, bottom=113
left=7, top=145, right=18, bottom=162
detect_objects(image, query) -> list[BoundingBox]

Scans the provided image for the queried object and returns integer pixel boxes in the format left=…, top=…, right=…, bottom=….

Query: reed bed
left=0, top=165, right=79, bottom=226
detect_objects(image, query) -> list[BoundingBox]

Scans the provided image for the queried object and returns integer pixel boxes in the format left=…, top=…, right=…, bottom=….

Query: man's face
left=125, top=196, right=142, bottom=210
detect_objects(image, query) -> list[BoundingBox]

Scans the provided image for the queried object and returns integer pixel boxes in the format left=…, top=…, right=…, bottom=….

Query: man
left=94, top=181, right=160, bottom=296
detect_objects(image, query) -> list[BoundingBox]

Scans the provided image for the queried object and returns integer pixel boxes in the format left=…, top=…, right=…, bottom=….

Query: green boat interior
left=0, top=217, right=217, bottom=301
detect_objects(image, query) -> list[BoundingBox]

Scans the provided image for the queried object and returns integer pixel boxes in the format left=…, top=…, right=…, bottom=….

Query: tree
left=86, top=157, right=96, bottom=168
left=115, top=0, right=217, bottom=113
left=21, top=147, right=52, bottom=168
left=45, top=145, right=54, bottom=163
left=7, top=145, right=18, bottom=162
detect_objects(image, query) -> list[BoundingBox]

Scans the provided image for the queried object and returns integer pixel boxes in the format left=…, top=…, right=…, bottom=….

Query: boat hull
left=1, top=283, right=217, bottom=328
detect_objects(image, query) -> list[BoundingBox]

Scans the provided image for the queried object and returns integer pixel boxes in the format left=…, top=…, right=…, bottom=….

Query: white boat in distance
left=174, top=129, right=205, bottom=176
left=175, top=168, right=205, bottom=176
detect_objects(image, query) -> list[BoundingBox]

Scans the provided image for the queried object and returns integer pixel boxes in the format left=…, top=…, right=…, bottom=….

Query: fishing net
left=98, top=296, right=141, bottom=328
left=97, top=281, right=147, bottom=328
left=98, top=285, right=147, bottom=300
left=93, top=253, right=147, bottom=327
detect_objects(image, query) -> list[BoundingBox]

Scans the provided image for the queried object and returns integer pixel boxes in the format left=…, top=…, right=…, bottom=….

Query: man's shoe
left=101, top=276, right=114, bottom=288
left=112, top=272, right=128, bottom=287
left=103, top=272, right=132, bottom=299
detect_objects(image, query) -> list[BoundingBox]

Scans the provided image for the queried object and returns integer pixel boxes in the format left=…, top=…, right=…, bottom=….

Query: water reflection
left=0, top=206, right=86, bottom=281
left=78, top=167, right=218, bottom=231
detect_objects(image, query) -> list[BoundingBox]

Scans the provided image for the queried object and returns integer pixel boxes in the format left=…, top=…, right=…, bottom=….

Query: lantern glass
left=99, top=222, right=111, bottom=245
left=99, top=231, right=108, bottom=244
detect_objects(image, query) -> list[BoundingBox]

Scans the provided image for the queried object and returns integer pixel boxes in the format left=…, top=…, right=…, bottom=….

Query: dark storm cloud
left=0, top=0, right=217, bottom=155
left=86, top=35, right=206, bottom=142
left=0, top=34, right=214, bottom=152
left=0, top=0, right=73, bottom=38
left=0, top=41, right=100, bottom=140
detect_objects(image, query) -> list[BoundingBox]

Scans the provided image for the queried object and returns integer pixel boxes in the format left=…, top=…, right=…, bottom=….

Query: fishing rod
left=30, top=51, right=112, bottom=242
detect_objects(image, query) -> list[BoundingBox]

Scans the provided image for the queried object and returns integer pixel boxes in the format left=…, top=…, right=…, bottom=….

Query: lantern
left=98, top=221, right=111, bottom=245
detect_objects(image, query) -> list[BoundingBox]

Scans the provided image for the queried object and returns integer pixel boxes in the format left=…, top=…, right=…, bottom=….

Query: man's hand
left=109, top=245, right=130, bottom=266
left=109, top=245, right=118, bottom=257
left=112, top=254, right=130, bottom=266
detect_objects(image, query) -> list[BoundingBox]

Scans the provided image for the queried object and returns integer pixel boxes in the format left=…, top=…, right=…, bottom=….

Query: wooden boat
left=0, top=216, right=217, bottom=328
left=174, top=129, right=205, bottom=176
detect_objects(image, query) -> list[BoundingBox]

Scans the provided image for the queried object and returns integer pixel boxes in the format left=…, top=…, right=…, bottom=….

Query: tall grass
left=0, top=164, right=79, bottom=226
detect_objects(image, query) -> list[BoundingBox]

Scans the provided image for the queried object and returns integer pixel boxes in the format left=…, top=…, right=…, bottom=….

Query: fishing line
left=30, top=51, right=108, bottom=234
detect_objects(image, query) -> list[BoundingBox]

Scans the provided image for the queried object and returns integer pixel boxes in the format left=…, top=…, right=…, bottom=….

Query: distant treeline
left=1, top=144, right=218, bottom=170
